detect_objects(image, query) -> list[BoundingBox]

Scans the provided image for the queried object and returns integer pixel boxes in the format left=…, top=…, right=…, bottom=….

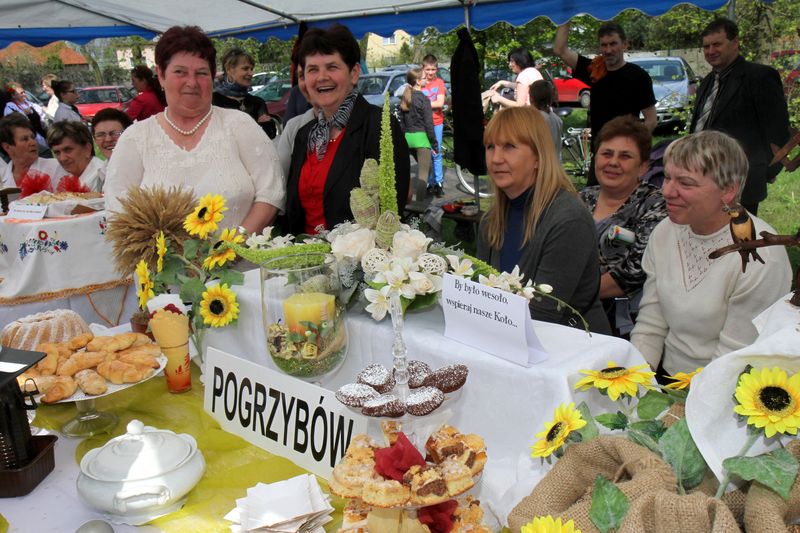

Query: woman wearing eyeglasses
left=47, top=121, right=105, bottom=192
left=91, top=108, right=133, bottom=160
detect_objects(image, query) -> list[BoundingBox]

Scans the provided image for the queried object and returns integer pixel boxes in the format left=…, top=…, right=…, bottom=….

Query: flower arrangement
left=107, top=188, right=244, bottom=358
left=520, top=360, right=800, bottom=531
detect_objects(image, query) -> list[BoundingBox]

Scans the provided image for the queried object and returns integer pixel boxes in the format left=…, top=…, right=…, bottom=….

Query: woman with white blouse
left=631, top=131, right=791, bottom=374
left=104, top=25, right=284, bottom=235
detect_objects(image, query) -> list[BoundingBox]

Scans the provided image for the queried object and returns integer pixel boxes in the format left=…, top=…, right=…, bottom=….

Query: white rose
left=408, top=271, right=442, bottom=295
left=392, top=229, right=432, bottom=260
left=331, top=227, right=375, bottom=262
left=146, top=294, right=187, bottom=315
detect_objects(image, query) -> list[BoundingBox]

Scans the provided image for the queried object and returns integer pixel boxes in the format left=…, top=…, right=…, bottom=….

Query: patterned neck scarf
left=308, top=90, right=358, bottom=161
left=217, top=77, right=250, bottom=99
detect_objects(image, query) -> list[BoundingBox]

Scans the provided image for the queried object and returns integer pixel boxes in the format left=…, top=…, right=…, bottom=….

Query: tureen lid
left=81, top=420, right=194, bottom=482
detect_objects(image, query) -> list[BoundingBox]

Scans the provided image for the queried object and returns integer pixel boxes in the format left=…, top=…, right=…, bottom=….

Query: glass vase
left=260, top=253, right=348, bottom=381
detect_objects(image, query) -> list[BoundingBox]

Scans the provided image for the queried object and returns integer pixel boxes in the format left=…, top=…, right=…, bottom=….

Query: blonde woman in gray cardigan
left=477, top=107, right=611, bottom=334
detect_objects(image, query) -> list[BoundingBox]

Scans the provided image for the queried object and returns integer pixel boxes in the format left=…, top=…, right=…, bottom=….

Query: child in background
left=421, top=54, right=446, bottom=198
left=400, top=68, right=438, bottom=202
left=530, top=80, right=562, bottom=161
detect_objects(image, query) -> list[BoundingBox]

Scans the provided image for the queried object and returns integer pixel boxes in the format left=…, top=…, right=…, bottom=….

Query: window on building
left=382, top=35, right=396, bottom=46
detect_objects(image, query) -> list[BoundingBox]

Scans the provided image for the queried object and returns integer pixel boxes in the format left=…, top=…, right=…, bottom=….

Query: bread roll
left=75, top=369, right=108, bottom=395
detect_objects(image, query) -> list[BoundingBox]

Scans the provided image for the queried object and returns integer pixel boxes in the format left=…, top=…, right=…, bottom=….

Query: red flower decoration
left=19, top=170, right=52, bottom=198
left=38, top=230, right=48, bottom=240
left=417, top=500, right=458, bottom=533
left=373, top=432, right=425, bottom=482
left=56, top=175, right=90, bottom=193
left=148, top=303, right=184, bottom=317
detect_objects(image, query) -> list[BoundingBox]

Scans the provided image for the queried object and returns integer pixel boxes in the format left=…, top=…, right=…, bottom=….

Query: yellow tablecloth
left=29, top=365, right=344, bottom=532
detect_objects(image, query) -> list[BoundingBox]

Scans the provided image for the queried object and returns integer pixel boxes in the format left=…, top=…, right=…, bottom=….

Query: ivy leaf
left=628, top=428, right=661, bottom=454
left=217, top=269, right=245, bottom=287
left=595, top=411, right=629, bottom=431
left=630, top=419, right=667, bottom=440
left=637, top=390, right=673, bottom=420
left=658, top=418, right=706, bottom=490
left=576, top=401, right=599, bottom=442
left=722, top=448, right=799, bottom=500
left=589, top=474, right=630, bottom=533
left=179, top=277, right=206, bottom=304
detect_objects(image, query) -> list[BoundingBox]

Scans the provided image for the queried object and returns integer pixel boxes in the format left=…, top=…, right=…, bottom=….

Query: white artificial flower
left=446, top=254, right=474, bottom=278
left=326, top=221, right=359, bottom=243
left=364, top=285, right=392, bottom=321
left=501, top=266, right=524, bottom=289
left=303, top=237, right=325, bottom=245
left=537, top=283, right=553, bottom=294
left=361, top=247, right=391, bottom=274
left=245, top=226, right=275, bottom=249
left=479, top=273, right=501, bottom=289
left=268, top=234, right=295, bottom=249
left=391, top=229, right=432, bottom=260
left=408, top=271, right=443, bottom=295
left=330, top=227, right=375, bottom=262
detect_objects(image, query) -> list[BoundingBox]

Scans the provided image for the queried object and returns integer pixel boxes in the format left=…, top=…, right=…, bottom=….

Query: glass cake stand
left=62, top=398, right=118, bottom=437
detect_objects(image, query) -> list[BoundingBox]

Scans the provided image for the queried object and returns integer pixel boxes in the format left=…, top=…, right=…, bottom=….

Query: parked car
left=550, top=69, right=590, bottom=108
left=252, top=78, right=292, bottom=126
left=75, top=86, right=136, bottom=120
left=356, top=71, right=408, bottom=107
left=249, top=72, right=272, bottom=93
left=628, top=56, right=699, bottom=127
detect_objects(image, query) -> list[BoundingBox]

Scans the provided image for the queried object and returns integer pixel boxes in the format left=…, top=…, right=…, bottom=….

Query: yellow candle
left=283, top=292, right=336, bottom=333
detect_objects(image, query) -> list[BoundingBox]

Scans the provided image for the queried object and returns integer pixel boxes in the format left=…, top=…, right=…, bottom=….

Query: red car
left=553, top=72, right=591, bottom=108
left=76, top=86, right=136, bottom=120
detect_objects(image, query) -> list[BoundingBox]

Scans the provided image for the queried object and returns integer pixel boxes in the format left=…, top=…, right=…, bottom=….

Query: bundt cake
left=1, top=310, right=91, bottom=351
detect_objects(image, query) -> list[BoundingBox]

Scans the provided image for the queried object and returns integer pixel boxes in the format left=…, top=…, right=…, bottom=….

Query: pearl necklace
left=163, top=106, right=213, bottom=136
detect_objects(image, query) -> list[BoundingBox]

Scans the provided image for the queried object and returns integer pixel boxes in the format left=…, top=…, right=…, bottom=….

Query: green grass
left=760, top=167, right=800, bottom=274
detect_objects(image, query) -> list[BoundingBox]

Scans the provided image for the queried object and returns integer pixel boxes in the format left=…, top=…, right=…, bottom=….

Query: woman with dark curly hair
left=127, top=65, right=165, bottom=121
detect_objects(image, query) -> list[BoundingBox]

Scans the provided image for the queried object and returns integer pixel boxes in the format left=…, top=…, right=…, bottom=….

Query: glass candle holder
left=260, top=253, right=348, bottom=380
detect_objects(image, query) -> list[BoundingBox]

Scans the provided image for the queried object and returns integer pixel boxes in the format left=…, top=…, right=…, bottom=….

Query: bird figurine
left=727, top=203, right=764, bottom=272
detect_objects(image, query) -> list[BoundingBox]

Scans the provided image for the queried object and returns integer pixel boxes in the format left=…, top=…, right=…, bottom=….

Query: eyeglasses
left=94, top=130, right=124, bottom=140
left=64, top=89, right=76, bottom=93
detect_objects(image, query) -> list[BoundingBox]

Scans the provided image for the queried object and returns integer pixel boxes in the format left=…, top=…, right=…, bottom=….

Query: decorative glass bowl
left=260, top=253, right=347, bottom=380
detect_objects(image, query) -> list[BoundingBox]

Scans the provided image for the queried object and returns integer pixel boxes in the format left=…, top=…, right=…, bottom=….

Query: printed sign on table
left=441, top=273, right=548, bottom=367
left=6, top=204, right=46, bottom=220
left=204, top=347, right=368, bottom=479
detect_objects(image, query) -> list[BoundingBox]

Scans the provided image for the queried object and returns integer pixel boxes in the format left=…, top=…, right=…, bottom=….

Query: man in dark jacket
left=690, top=18, right=790, bottom=215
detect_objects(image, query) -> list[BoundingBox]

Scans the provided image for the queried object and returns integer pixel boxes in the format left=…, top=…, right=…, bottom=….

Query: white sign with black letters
left=441, top=273, right=548, bottom=367
left=203, top=347, right=367, bottom=479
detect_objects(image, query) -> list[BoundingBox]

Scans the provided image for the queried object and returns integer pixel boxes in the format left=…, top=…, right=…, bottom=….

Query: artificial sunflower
left=531, top=402, right=587, bottom=458
left=199, top=284, right=239, bottom=327
left=734, top=366, right=800, bottom=438
left=203, top=228, right=244, bottom=270
left=664, top=367, right=703, bottom=390
left=521, top=516, right=581, bottom=533
left=135, top=259, right=154, bottom=309
left=155, top=231, right=167, bottom=273
left=184, top=193, right=227, bottom=239
left=574, top=360, right=656, bottom=401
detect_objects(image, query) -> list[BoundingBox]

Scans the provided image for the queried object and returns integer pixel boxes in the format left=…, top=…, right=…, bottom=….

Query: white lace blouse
left=104, top=106, right=285, bottom=229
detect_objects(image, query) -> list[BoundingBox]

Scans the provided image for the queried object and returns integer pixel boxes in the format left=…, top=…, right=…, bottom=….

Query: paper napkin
left=224, top=474, right=334, bottom=532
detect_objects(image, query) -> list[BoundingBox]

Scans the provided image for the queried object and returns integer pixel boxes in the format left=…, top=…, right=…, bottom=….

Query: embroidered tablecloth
left=0, top=211, right=129, bottom=305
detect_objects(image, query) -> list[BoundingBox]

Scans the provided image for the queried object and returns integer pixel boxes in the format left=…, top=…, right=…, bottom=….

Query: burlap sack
left=508, top=436, right=677, bottom=533
left=620, top=489, right=741, bottom=532
left=660, top=402, right=685, bottom=428
left=744, top=440, right=800, bottom=533
left=690, top=469, right=748, bottom=528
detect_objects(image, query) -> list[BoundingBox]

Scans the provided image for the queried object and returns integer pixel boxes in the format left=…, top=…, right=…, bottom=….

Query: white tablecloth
left=206, top=269, right=648, bottom=523
left=0, top=211, right=127, bottom=302
left=0, top=210, right=138, bottom=327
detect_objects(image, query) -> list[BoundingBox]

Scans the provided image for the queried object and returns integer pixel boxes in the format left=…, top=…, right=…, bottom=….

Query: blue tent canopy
left=0, top=0, right=728, bottom=47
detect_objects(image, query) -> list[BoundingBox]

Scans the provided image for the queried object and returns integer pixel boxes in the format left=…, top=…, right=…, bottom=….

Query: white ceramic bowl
left=76, top=420, right=205, bottom=525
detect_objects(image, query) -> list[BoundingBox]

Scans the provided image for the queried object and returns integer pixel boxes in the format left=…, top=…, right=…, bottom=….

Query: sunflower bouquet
left=132, top=193, right=244, bottom=361
left=519, top=360, right=800, bottom=531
